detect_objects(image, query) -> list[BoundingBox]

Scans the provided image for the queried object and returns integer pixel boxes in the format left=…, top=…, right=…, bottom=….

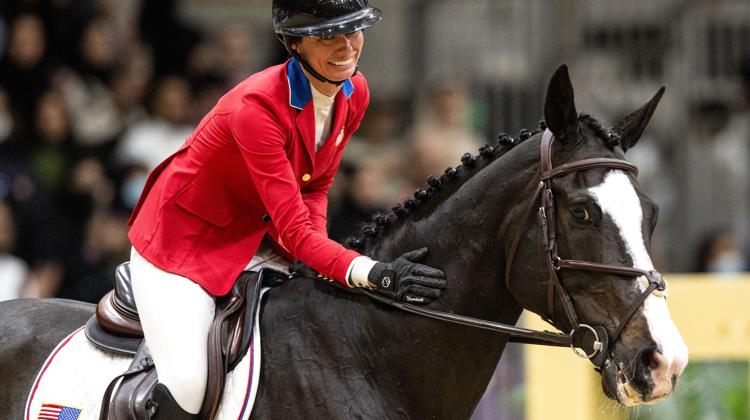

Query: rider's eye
left=570, top=206, right=591, bottom=223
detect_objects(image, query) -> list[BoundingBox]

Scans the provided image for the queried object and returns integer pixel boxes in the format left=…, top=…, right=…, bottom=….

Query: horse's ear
left=613, top=87, right=665, bottom=152
left=544, top=65, right=579, bottom=142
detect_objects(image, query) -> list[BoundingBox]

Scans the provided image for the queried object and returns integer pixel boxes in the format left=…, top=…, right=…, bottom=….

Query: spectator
left=114, top=75, right=193, bottom=170
left=0, top=14, right=50, bottom=135
left=57, top=208, right=129, bottom=303
left=24, top=260, right=64, bottom=298
left=403, top=78, right=482, bottom=190
left=26, top=89, right=75, bottom=200
left=55, top=16, right=122, bottom=151
left=341, top=97, right=405, bottom=169
left=138, top=0, right=201, bottom=77
left=676, top=98, right=750, bottom=270
left=329, top=98, right=409, bottom=240
left=108, top=35, right=153, bottom=128
left=188, top=71, right=226, bottom=126
left=109, top=67, right=148, bottom=130
left=183, top=39, right=226, bottom=124
left=0, top=87, right=20, bottom=158
left=328, top=157, right=403, bottom=242
left=0, top=200, right=30, bottom=301
left=216, top=23, right=257, bottom=88
left=695, top=228, right=747, bottom=274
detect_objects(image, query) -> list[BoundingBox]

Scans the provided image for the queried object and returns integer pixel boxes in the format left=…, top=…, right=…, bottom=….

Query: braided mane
left=344, top=114, right=618, bottom=253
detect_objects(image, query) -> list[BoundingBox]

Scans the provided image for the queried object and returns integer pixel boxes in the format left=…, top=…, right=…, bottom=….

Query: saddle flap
left=202, top=269, right=269, bottom=420
left=85, top=316, right=141, bottom=356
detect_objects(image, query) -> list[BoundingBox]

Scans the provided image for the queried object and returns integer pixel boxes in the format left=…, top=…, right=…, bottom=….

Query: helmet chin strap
left=289, top=49, right=358, bottom=87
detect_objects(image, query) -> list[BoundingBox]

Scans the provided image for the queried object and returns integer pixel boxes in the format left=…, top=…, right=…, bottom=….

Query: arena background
left=0, top=0, right=748, bottom=419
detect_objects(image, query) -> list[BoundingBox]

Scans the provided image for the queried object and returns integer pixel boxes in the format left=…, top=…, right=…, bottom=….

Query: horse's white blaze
left=589, top=171, right=688, bottom=398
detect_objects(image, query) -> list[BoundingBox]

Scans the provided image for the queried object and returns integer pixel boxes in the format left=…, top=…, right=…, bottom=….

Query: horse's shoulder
left=261, top=277, right=374, bottom=325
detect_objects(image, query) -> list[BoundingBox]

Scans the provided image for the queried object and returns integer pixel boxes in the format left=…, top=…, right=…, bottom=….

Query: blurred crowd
left=1, top=0, right=749, bottom=305
left=0, top=0, right=486, bottom=303
left=0, top=0, right=273, bottom=302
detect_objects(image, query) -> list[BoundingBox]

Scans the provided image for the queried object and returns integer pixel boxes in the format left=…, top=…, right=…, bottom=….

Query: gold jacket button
left=302, top=174, right=311, bottom=182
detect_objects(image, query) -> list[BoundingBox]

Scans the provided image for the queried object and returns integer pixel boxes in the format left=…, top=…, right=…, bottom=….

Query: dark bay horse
left=0, top=66, right=687, bottom=419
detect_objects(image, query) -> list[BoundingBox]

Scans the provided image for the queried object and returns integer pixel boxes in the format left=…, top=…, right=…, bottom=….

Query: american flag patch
left=37, top=403, right=81, bottom=420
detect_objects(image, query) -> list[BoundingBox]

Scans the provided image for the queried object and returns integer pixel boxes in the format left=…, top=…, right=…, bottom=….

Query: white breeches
left=130, top=248, right=215, bottom=414
left=129, top=242, right=289, bottom=413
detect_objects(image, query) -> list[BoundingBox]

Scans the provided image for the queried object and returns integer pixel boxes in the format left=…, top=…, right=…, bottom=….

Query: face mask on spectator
left=708, top=251, right=747, bottom=273
left=120, top=173, right=147, bottom=209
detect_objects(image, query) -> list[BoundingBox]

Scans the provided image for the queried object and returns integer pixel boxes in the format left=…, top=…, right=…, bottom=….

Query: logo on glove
left=382, top=276, right=391, bottom=288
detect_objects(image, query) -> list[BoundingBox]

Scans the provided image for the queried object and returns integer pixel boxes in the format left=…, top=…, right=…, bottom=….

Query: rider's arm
left=300, top=168, right=335, bottom=235
left=233, top=89, right=445, bottom=303
left=232, top=91, right=359, bottom=284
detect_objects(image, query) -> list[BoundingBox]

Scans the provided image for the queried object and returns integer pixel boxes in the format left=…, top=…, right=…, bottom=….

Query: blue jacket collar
left=287, top=58, right=354, bottom=110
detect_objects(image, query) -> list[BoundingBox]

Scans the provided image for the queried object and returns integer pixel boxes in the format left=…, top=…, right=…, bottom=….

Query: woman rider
left=126, top=0, right=447, bottom=418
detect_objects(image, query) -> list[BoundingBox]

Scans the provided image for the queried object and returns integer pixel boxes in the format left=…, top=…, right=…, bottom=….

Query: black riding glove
left=367, top=248, right=447, bottom=305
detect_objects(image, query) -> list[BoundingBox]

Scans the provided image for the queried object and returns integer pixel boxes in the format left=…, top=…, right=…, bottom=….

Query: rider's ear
left=612, top=87, right=665, bottom=152
left=544, top=65, right=579, bottom=142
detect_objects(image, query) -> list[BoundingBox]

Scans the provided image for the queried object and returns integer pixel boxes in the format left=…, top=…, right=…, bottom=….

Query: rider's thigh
left=129, top=247, right=215, bottom=414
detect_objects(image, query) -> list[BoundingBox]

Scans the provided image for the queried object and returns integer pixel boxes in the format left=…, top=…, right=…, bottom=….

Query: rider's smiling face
left=293, top=31, right=364, bottom=95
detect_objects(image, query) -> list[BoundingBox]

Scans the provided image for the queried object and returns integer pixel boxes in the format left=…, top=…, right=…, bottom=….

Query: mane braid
left=578, top=113, right=620, bottom=148
left=344, top=121, right=546, bottom=254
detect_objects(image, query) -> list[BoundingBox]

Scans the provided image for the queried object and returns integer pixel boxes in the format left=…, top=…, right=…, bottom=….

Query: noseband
left=346, top=129, right=665, bottom=367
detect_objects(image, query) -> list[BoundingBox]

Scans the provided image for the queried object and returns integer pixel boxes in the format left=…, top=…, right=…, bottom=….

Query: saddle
left=85, top=263, right=285, bottom=419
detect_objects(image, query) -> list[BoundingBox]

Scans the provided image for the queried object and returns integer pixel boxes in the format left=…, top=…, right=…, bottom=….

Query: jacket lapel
left=287, top=58, right=316, bottom=165
left=286, top=59, right=357, bottom=167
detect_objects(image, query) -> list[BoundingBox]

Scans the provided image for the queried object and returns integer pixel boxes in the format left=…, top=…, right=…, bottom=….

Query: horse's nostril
left=638, top=347, right=665, bottom=373
left=641, top=349, right=659, bottom=371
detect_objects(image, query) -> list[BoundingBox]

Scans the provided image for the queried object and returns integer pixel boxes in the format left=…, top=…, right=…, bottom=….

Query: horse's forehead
left=588, top=171, right=653, bottom=271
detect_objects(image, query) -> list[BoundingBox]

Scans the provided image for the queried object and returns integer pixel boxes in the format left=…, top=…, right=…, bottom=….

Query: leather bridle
left=502, top=129, right=666, bottom=366
left=347, top=129, right=666, bottom=367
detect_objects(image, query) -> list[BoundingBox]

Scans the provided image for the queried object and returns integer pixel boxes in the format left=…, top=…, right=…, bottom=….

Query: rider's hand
left=367, top=248, right=446, bottom=305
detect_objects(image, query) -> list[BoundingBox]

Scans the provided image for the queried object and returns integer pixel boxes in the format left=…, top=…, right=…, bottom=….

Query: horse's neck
left=368, top=142, right=539, bottom=316
left=350, top=143, right=540, bottom=415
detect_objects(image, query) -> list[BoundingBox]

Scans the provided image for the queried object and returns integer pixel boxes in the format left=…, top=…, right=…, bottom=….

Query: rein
left=339, top=129, right=665, bottom=368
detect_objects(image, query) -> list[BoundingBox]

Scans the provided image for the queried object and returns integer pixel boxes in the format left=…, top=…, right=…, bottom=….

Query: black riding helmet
left=273, top=0, right=382, bottom=85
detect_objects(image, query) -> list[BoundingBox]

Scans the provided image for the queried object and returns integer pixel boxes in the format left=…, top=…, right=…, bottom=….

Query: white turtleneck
left=310, top=83, right=336, bottom=151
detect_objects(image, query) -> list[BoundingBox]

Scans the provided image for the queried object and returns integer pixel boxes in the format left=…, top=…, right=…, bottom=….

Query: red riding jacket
left=128, top=58, right=367, bottom=296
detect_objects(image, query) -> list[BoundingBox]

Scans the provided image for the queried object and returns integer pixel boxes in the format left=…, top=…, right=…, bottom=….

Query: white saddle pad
left=25, top=290, right=267, bottom=420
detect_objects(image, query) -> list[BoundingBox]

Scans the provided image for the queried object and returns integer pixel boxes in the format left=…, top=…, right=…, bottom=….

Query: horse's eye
left=570, top=206, right=590, bottom=223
